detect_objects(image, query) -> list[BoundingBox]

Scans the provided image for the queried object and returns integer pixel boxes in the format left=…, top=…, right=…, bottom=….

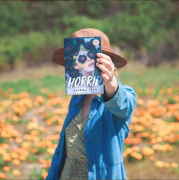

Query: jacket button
left=84, top=138, right=88, bottom=142
left=89, top=161, right=92, bottom=165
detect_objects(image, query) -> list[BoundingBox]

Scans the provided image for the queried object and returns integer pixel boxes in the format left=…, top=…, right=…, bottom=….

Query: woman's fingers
left=96, top=62, right=112, bottom=77
left=96, top=52, right=115, bottom=83
left=101, top=72, right=109, bottom=81
left=97, top=58, right=110, bottom=68
left=97, top=57, right=114, bottom=73
left=97, top=53, right=114, bottom=71
left=97, top=53, right=112, bottom=62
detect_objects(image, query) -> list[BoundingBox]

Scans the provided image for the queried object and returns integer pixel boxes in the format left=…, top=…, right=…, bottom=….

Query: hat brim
left=52, top=47, right=128, bottom=69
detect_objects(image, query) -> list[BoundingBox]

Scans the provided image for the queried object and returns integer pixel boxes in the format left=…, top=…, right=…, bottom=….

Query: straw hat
left=52, top=28, right=128, bottom=69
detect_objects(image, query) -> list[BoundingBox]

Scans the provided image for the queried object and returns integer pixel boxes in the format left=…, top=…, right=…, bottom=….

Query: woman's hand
left=96, top=53, right=118, bottom=101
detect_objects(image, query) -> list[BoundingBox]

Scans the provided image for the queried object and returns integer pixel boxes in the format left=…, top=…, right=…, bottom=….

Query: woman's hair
left=114, top=66, right=118, bottom=78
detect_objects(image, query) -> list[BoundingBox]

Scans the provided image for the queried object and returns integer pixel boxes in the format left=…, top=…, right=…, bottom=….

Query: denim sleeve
left=102, top=79, right=137, bottom=139
left=104, top=79, right=137, bottom=117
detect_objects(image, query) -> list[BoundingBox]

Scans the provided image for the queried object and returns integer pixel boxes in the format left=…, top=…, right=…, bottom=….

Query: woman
left=46, top=28, right=137, bottom=180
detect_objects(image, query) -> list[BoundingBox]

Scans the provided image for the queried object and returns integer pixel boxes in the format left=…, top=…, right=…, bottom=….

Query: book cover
left=64, top=37, right=104, bottom=95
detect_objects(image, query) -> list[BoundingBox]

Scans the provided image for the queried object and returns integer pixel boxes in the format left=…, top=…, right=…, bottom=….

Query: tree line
left=0, top=1, right=178, bottom=70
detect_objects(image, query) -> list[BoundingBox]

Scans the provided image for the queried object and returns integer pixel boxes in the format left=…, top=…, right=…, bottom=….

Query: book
left=64, top=37, right=104, bottom=95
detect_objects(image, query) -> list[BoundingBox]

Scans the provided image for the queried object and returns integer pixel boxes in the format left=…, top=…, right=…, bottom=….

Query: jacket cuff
left=103, top=79, right=124, bottom=109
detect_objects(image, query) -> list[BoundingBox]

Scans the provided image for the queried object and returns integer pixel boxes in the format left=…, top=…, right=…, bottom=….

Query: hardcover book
left=64, top=37, right=104, bottom=95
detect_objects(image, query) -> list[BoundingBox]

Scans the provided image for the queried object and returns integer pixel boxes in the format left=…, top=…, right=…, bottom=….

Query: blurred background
left=0, top=1, right=179, bottom=180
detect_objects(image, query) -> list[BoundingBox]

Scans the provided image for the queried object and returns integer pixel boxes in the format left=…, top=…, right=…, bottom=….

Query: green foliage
left=44, top=155, right=53, bottom=160
left=104, top=1, right=175, bottom=53
left=0, top=154, right=10, bottom=168
left=127, top=152, right=144, bottom=163
left=0, top=1, right=178, bottom=68
left=0, top=2, right=31, bottom=36
left=28, top=168, right=43, bottom=180
left=0, top=1, right=110, bottom=36
left=0, top=32, right=46, bottom=68
left=168, top=98, right=177, bottom=104
left=0, top=137, right=9, bottom=144
left=0, top=155, right=4, bottom=168
left=52, top=120, right=59, bottom=125
left=26, top=154, right=38, bottom=162
left=7, top=118, right=30, bottom=125
left=123, top=143, right=131, bottom=152
left=36, top=147, right=48, bottom=154
left=51, top=140, right=59, bottom=144
left=165, top=116, right=178, bottom=123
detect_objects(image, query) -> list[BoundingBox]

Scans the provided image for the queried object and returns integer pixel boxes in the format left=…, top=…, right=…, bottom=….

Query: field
left=0, top=62, right=179, bottom=179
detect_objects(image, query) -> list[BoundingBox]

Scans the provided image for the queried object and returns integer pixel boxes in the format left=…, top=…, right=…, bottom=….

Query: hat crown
left=52, top=28, right=127, bottom=69
left=71, top=28, right=111, bottom=52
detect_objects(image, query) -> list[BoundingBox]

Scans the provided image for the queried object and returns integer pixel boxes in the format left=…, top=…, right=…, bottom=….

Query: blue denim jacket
left=46, top=80, right=137, bottom=180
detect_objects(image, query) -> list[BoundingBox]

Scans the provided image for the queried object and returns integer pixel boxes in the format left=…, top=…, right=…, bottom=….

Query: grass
left=0, top=75, right=66, bottom=97
left=0, top=62, right=179, bottom=97
left=119, top=62, right=179, bottom=98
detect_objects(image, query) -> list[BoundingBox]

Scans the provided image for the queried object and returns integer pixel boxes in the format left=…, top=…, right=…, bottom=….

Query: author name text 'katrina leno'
left=67, top=76, right=102, bottom=88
